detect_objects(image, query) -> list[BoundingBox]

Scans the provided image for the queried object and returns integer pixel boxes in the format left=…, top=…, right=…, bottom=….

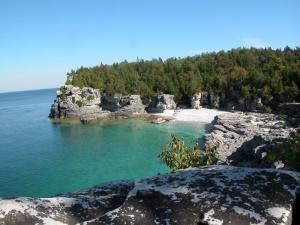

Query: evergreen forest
left=66, top=46, right=300, bottom=103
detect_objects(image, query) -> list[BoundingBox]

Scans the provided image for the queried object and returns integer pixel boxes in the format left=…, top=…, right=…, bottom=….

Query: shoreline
left=154, top=108, right=229, bottom=123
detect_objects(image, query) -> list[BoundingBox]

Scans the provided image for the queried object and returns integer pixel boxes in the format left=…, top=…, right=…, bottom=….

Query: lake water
left=0, top=89, right=211, bottom=197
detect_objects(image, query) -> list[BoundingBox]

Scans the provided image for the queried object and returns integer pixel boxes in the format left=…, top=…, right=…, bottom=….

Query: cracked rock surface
left=1, top=166, right=299, bottom=225
left=206, top=112, right=295, bottom=168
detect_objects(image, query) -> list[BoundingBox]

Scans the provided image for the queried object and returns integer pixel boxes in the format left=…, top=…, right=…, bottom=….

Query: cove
left=0, top=89, right=212, bottom=198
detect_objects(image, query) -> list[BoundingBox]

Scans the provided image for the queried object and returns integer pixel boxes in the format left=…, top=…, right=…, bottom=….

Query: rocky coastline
left=49, top=85, right=179, bottom=123
left=207, top=112, right=294, bottom=168
left=48, top=85, right=300, bottom=171
left=2, top=86, right=287, bottom=224
left=48, top=85, right=275, bottom=123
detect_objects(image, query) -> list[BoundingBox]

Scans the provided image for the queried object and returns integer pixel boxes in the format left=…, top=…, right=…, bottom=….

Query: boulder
left=147, top=94, right=176, bottom=113
left=0, top=166, right=299, bottom=224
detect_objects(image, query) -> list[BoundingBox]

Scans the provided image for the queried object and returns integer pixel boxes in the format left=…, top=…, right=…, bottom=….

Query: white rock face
left=190, top=93, right=202, bottom=109
left=101, top=94, right=146, bottom=114
left=147, top=94, right=176, bottom=113
left=49, top=86, right=147, bottom=122
left=206, top=112, right=293, bottom=168
left=0, top=166, right=299, bottom=224
left=189, top=92, right=221, bottom=109
left=49, top=85, right=102, bottom=119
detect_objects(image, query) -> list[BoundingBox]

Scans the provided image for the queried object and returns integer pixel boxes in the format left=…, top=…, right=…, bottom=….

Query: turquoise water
left=0, top=89, right=211, bottom=198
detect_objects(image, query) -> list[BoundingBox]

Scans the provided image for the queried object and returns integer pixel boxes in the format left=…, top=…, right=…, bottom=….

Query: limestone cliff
left=188, top=90, right=264, bottom=112
left=101, top=93, right=146, bottom=114
left=49, top=85, right=102, bottom=119
left=49, top=86, right=147, bottom=123
left=188, top=92, right=221, bottom=109
left=147, top=94, right=176, bottom=113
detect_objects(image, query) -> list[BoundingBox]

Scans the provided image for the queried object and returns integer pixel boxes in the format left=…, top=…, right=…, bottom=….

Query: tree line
left=66, top=46, right=300, bottom=103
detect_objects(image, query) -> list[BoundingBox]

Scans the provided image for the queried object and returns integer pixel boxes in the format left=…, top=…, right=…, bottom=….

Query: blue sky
left=0, top=0, right=299, bottom=92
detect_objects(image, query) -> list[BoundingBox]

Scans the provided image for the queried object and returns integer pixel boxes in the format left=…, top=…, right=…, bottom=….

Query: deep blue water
left=0, top=89, right=210, bottom=197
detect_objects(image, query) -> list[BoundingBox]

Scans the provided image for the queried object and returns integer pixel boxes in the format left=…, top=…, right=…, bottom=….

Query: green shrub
left=279, top=114, right=285, bottom=119
left=72, top=97, right=75, bottom=104
left=264, top=106, right=272, bottom=113
left=81, top=91, right=86, bottom=98
left=268, top=129, right=300, bottom=171
left=60, top=88, right=66, bottom=94
left=261, top=85, right=272, bottom=100
left=87, top=95, right=95, bottom=100
left=158, top=134, right=219, bottom=173
left=75, top=100, right=84, bottom=107
left=241, top=85, right=251, bottom=100
left=60, top=94, right=67, bottom=101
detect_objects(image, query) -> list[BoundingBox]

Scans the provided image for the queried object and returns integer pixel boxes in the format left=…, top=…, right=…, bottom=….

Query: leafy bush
left=81, top=91, right=86, bottom=98
left=241, top=85, right=251, bottom=100
left=158, top=134, right=219, bottom=173
left=261, top=85, right=273, bottom=100
left=87, top=95, right=95, bottom=100
left=75, top=100, right=84, bottom=107
left=60, top=88, right=66, bottom=94
left=72, top=97, right=75, bottom=104
left=264, top=106, right=272, bottom=113
left=60, top=94, right=67, bottom=101
left=268, top=129, right=300, bottom=171
left=65, top=80, right=71, bottom=85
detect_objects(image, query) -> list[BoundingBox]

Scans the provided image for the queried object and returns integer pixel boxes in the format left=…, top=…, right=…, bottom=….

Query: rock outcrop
left=101, top=94, right=146, bottom=115
left=49, top=86, right=147, bottom=123
left=188, top=90, right=265, bottom=112
left=276, top=103, right=300, bottom=126
left=49, top=85, right=102, bottom=119
left=147, top=94, right=176, bottom=113
left=206, top=112, right=293, bottom=168
left=189, top=92, right=221, bottom=109
left=225, top=91, right=264, bottom=112
left=0, top=166, right=299, bottom=225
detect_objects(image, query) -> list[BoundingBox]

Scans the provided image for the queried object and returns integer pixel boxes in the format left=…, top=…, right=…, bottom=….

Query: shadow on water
left=204, top=123, right=214, bottom=133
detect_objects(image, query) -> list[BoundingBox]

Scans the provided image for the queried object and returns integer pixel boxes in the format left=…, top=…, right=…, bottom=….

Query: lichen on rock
left=0, top=166, right=299, bottom=224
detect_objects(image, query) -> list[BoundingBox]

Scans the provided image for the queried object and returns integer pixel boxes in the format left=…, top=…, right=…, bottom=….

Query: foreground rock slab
left=0, top=166, right=299, bottom=224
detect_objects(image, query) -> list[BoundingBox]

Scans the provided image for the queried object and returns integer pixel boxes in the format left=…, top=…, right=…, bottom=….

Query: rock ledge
left=0, top=166, right=299, bottom=225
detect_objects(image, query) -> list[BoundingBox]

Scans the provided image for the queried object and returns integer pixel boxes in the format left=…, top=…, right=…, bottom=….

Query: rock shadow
left=226, top=134, right=286, bottom=167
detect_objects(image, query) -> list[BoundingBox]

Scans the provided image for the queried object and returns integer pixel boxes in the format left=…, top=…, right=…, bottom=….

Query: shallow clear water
left=0, top=89, right=211, bottom=197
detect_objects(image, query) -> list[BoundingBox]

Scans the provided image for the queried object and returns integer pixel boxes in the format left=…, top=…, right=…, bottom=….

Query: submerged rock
left=0, top=166, right=299, bottom=224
